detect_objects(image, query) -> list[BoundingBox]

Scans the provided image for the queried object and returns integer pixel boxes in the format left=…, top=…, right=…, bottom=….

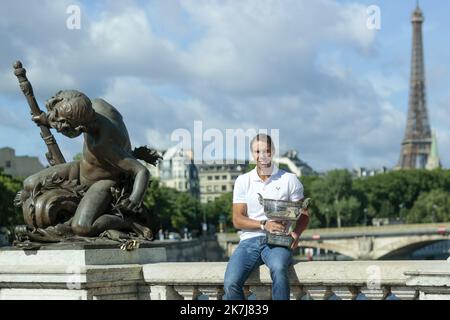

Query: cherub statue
left=15, top=89, right=161, bottom=244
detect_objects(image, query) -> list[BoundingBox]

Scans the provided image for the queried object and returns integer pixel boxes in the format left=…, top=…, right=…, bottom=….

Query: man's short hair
left=46, top=90, right=95, bottom=126
left=250, top=133, right=275, bottom=152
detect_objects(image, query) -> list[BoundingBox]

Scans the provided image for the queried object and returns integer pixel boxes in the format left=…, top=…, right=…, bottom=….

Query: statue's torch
left=13, top=60, right=66, bottom=166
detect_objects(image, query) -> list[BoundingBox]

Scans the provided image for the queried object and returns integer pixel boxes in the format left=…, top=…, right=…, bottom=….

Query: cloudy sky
left=0, top=0, right=448, bottom=172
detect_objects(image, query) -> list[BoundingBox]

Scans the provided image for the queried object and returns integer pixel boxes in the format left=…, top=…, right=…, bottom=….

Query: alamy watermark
left=366, top=265, right=381, bottom=290
left=171, top=121, right=280, bottom=164
left=66, top=5, right=81, bottom=30
left=66, top=265, right=82, bottom=290
left=366, top=5, right=381, bottom=30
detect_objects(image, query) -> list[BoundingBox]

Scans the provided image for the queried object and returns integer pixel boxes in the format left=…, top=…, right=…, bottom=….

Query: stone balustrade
left=1, top=246, right=449, bottom=300
left=143, top=260, right=450, bottom=300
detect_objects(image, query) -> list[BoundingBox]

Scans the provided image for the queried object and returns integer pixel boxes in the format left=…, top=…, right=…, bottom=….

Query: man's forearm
left=233, top=215, right=261, bottom=230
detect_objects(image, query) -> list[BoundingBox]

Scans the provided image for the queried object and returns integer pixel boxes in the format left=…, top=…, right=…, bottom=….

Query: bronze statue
left=13, top=61, right=161, bottom=248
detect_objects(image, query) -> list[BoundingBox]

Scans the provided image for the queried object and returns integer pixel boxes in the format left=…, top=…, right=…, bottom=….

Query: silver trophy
left=258, top=193, right=312, bottom=247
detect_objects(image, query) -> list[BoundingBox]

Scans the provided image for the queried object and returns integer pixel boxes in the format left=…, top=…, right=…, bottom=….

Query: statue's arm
left=31, top=112, right=50, bottom=127
left=102, top=146, right=149, bottom=207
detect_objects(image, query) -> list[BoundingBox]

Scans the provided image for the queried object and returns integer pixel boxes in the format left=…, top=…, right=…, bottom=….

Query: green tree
left=143, top=169, right=450, bottom=234
left=408, top=189, right=450, bottom=223
left=171, top=192, right=202, bottom=230
left=353, top=169, right=450, bottom=223
left=143, top=178, right=202, bottom=233
left=0, top=169, right=23, bottom=230
left=200, top=193, right=233, bottom=232
left=335, top=196, right=362, bottom=226
left=309, top=178, right=333, bottom=227
left=312, top=170, right=353, bottom=228
left=298, top=175, right=322, bottom=228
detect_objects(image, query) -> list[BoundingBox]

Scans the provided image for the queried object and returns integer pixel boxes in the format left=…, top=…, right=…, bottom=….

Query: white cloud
left=145, top=129, right=172, bottom=151
left=368, top=73, right=408, bottom=98
left=2, top=0, right=445, bottom=171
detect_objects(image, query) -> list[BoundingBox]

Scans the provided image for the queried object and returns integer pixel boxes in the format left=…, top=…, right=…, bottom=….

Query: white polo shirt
left=233, top=166, right=304, bottom=241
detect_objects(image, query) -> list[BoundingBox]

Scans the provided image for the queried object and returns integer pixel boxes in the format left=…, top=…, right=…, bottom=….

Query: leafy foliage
left=408, top=189, right=450, bottom=223
left=143, top=178, right=203, bottom=234
left=2, top=169, right=449, bottom=235
left=0, top=169, right=23, bottom=229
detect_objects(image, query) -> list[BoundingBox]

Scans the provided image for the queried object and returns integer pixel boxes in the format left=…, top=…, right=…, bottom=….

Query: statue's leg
left=18, top=161, right=80, bottom=211
left=23, top=161, right=80, bottom=194
left=71, top=179, right=125, bottom=236
left=90, top=214, right=134, bottom=236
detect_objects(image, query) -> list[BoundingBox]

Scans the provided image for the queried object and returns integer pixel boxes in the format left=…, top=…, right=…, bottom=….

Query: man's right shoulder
left=233, top=171, right=251, bottom=203
left=235, top=171, right=252, bottom=184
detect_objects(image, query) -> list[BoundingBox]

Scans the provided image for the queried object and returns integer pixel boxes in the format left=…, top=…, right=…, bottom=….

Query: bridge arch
left=376, top=238, right=449, bottom=260
left=299, top=234, right=450, bottom=260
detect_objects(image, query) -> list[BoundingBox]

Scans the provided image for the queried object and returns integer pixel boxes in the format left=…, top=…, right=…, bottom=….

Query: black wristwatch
left=260, top=220, right=267, bottom=230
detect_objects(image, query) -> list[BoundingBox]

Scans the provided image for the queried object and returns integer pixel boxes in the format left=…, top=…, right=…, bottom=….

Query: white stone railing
left=143, top=260, right=450, bottom=300
left=1, top=247, right=449, bottom=300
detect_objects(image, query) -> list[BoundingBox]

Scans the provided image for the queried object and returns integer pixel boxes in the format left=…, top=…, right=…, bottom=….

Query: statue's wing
left=132, top=146, right=163, bottom=166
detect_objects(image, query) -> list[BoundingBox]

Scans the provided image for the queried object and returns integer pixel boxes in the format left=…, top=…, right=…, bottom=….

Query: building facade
left=352, top=167, right=389, bottom=178
left=198, top=162, right=248, bottom=203
left=146, top=147, right=314, bottom=203
left=0, top=147, right=44, bottom=178
left=273, top=150, right=315, bottom=177
left=146, top=147, right=200, bottom=198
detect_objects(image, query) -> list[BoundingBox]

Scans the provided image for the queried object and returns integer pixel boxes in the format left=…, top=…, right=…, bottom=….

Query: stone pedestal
left=0, top=244, right=166, bottom=300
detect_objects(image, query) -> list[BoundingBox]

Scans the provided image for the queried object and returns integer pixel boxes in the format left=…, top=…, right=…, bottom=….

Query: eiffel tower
left=397, top=4, right=433, bottom=169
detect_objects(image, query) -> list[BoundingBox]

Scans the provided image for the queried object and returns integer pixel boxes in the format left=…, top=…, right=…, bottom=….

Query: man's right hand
left=264, top=220, right=286, bottom=234
left=31, top=112, right=49, bottom=127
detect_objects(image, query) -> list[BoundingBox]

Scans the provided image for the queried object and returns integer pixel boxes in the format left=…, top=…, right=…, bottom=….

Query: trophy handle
left=300, top=198, right=312, bottom=217
left=257, top=193, right=264, bottom=205
left=302, top=198, right=312, bottom=209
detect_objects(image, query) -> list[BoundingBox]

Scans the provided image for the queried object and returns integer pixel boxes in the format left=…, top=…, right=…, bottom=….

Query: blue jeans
left=224, top=236, right=293, bottom=300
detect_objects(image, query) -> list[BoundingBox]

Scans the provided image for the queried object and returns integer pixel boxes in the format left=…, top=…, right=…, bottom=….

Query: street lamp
left=399, top=203, right=404, bottom=222
left=363, top=208, right=368, bottom=226
left=202, top=210, right=208, bottom=234
left=432, top=204, right=438, bottom=223
left=219, top=214, right=226, bottom=233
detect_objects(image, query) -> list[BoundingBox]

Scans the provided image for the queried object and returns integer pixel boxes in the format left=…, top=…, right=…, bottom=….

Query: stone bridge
left=218, top=223, right=450, bottom=260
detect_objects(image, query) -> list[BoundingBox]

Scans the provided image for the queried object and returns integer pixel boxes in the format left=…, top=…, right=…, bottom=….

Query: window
left=215, top=175, right=220, bottom=180
left=222, top=175, right=227, bottom=180
left=5, top=161, right=11, bottom=168
left=208, top=176, right=213, bottom=180
left=222, top=185, right=227, bottom=191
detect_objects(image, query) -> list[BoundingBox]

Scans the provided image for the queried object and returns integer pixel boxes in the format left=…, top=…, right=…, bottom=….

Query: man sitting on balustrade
left=224, top=133, right=310, bottom=300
